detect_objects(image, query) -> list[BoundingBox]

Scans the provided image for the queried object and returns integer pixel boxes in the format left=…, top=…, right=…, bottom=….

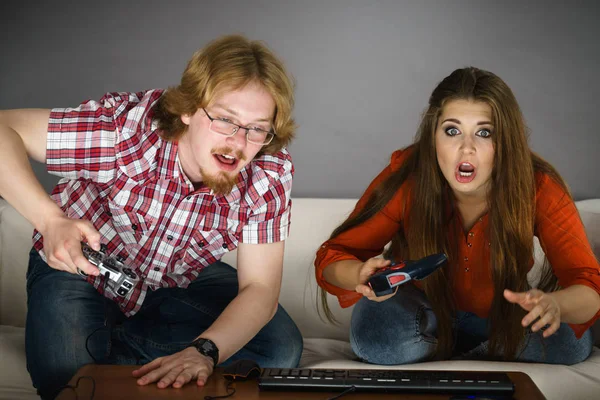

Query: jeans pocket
left=26, top=248, right=52, bottom=293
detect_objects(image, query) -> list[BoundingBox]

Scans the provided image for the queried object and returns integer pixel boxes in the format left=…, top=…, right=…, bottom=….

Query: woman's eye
left=218, top=117, right=233, bottom=123
left=478, top=129, right=492, bottom=138
left=445, top=127, right=460, bottom=136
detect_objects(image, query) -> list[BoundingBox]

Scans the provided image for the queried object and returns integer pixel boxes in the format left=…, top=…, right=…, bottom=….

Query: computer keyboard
left=259, top=368, right=515, bottom=395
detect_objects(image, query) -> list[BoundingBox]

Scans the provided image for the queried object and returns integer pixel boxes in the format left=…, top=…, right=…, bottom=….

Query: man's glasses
left=202, top=109, right=276, bottom=145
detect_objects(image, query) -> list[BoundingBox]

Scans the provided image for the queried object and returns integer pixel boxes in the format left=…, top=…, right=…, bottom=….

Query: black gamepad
left=367, top=253, right=448, bottom=296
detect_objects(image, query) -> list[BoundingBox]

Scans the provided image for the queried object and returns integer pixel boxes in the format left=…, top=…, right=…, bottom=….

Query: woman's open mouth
left=455, top=162, right=476, bottom=183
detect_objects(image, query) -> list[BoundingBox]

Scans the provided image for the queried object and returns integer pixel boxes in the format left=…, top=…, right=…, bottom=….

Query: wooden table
left=57, top=365, right=546, bottom=400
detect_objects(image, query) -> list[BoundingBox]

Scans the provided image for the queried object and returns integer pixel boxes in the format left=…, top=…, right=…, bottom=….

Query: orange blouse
left=315, top=148, right=600, bottom=338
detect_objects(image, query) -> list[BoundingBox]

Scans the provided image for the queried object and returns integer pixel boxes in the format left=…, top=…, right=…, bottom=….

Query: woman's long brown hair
left=318, top=67, right=565, bottom=360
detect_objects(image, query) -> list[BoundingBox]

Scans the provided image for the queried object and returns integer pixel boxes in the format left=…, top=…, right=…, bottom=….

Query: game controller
left=367, top=253, right=448, bottom=296
left=78, top=242, right=139, bottom=296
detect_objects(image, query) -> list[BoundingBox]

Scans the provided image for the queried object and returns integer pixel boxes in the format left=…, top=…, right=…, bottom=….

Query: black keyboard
left=259, top=368, right=515, bottom=395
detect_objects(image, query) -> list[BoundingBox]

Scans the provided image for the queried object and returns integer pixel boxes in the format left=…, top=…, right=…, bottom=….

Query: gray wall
left=1, top=0, right=598, bottom=200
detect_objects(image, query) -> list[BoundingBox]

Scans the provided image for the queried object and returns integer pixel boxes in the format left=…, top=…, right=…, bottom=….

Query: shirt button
left=469, top=232, right=474, bottom=237
left=132, top=224, right=138, bottom=231
left=467, top=243, right=472, bottom=247
left=465, top=267, right=470, bottom=272
left=167, top=235, right=174, bottom=241
left=222, top=243, right=228, bottom=249
left=153, top=267, right=160, bottom=272
left=106, top=211, right=113, bottom=217
left=464, top=257, right=469, bottom=261
left=199, top=241, right=204, bottom=248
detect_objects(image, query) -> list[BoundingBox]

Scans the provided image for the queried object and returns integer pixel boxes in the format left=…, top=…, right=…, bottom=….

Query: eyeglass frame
left=202, top=108, right=276, bottom=145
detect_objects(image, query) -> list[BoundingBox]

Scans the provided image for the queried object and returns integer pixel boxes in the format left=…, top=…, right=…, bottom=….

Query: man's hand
left=132, top=347, right=214, bottom=388
left=355, top=258, right=398, bottom=302
left=39, top=213, right=102, bottom=276
left=504, top=288, right=561, bottom=337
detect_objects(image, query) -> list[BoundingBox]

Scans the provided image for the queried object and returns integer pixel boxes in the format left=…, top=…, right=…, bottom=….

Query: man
left=0, top=35, right=302, bottom=399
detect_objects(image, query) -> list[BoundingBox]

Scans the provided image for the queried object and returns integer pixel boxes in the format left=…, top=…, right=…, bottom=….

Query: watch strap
left=189, top=337, right=219, bottom=366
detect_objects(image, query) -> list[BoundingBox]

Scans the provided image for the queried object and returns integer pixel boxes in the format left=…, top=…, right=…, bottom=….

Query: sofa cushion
left=0, top=201, right=33, bottom=327
left=0, top=326, right=37, bottom=400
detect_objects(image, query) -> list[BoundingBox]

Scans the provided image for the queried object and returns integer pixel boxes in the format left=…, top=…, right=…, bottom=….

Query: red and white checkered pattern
left=33, top=89, right=293, bottom=316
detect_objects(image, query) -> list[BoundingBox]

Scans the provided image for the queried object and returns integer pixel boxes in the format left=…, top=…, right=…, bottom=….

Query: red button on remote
left=388, top=275, right=406, bottom=285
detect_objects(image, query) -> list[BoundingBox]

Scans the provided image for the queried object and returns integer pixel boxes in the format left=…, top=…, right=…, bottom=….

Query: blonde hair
left=154, top=34, right=296, bottom=154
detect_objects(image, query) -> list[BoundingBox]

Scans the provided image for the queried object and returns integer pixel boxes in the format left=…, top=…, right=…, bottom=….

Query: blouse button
left=198, top=241, right=204, bottom=248
left=469, top=232, right=474, bottom=237
left=464, top=257, right=469, bottom=261
left=153, top=267, right=160, bottom=272
left=167, top=235, right=174, bottom=241
left=465, top=267, right=470, bottom=272
left=467, top=243, right=472, bottom=247
left=222, top=243, right=228, bottom=249
left=132, top=224, right=138, bottom=231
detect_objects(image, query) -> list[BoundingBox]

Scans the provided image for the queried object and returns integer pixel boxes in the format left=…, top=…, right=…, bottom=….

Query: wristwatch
left=188, top=337, right=219, bottom=366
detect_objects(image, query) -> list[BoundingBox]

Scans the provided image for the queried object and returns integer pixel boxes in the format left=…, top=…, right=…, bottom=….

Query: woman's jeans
left=25, top=249, right=303, bottom=399
left=350, top=284, right=593, bottom=365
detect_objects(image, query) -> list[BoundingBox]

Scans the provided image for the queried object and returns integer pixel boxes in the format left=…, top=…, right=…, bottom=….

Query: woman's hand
left=355, top=258, right=398, bottom=302
left=503, top=288, right=561, bottom=337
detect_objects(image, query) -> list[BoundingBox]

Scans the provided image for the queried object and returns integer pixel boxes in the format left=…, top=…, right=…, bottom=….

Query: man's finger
left=133, top=358, right=163, bottom=380
left=197, top=371, right=211, bottom=387
left=157, top=366, right=185, bottom=388
left=79, top=220, right=102, bottom=251
left=172, top=370, right=194, bottom=388
left=70, top=249, right=99, bottom=276
left=48, top=247, right=80, bottom=274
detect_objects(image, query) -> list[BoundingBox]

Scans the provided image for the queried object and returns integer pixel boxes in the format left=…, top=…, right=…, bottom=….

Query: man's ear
left=181, top=114, right=191, bottom=125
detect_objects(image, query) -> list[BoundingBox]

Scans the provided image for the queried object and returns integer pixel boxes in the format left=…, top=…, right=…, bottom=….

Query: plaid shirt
left=33, top=89, right=293, bottom=316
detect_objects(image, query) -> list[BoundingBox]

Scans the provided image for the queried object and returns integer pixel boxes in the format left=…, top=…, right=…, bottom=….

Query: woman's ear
left=181, top=114, right=191, bottom=125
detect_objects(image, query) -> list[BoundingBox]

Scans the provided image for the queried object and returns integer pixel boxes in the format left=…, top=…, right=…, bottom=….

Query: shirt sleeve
left=314, top=149, right=411, bottom=308
left=535, top=173, right=600, bottom=338
left=241, top=154, right=294, bottom=244
left=46, top=92, right=146, bottom=184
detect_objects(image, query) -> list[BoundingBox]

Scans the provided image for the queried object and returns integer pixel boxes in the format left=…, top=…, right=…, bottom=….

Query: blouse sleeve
left=534, top=173, right=600, bottom=338
left=314, top=149, right=412, bottom=308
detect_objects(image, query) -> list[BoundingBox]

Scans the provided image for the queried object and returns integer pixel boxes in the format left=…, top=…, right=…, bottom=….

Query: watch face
left=201, top=341, right=215, bottom=352
left=192, top=338, right=219, bottom=365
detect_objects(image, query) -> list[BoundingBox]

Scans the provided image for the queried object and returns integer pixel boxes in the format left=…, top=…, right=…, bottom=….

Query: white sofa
left=1, top=197, right=600, bottom=399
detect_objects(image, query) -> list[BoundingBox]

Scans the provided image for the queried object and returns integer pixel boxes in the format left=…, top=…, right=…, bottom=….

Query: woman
left=314, top=67, right=600, bottom=365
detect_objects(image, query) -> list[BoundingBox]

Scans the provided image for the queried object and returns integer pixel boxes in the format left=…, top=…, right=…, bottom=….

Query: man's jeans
left=25, top=249, right=303, bottom=399
left=350, top=284, right=593, bottom=365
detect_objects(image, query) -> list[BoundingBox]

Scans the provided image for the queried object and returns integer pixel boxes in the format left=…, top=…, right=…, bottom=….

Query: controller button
left=388, top=275, right=406, bottom=285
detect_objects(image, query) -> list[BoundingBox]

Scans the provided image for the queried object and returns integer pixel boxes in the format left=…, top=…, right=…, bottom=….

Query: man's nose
left=227, top=127, right=248, bottom=148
